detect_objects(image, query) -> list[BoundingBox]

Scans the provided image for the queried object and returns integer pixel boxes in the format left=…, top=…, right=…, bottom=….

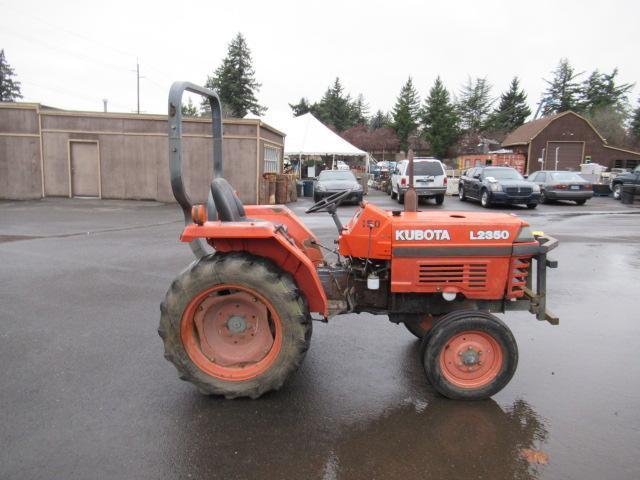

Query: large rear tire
left=159, top=252, right=312, bottom=399
left=422, top=311, right=518, bottom=400
left=435, top=194, right=445, bottom=205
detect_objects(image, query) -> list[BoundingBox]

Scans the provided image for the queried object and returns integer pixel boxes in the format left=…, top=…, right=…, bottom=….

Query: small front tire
left=422, top=311, right=518, bottom=400
left=526, top=203, right=538, bottom=209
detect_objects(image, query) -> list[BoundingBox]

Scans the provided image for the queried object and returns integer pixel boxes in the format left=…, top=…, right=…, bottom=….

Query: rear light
left=191, top=204, right=207, bottom=225
left=401, top=178, right=407, bottom=186
left=584, top=184, right=593, bottom=189
left=554, top=184, right=568, bottom=190
left=444, top=176, right=448, bottom=185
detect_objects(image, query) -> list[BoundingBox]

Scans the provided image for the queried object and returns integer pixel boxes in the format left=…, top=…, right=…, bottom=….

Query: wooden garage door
left=70, top=141, right=100, bottom=197
left=546, top=142, right=583, bottom=171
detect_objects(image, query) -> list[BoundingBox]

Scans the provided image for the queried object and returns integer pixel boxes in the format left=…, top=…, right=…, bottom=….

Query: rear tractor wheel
left=421, top=311, right=518, bottom=400
left=159, top=252, right=312, bottom=399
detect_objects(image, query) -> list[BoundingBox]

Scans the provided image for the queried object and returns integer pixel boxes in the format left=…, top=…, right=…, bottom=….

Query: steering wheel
left=306, top=190, right=351, bottom=214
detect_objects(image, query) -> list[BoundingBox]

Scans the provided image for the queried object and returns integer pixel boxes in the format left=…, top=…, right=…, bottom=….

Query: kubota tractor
left=159, top=83, right=559, bottom=400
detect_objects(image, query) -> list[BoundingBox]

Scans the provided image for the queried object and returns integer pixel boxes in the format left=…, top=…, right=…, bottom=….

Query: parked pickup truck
left=611, top=165, right=640, bottom=200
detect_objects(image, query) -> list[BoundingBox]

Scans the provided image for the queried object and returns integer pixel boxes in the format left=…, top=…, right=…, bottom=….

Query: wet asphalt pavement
left=1, top=191, right=640, bottom=479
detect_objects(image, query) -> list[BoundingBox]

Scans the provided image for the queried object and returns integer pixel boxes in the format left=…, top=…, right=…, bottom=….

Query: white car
left=391, top=157, right=447, bottom=205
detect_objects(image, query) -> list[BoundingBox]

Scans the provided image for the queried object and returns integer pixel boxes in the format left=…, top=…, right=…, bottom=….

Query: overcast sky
left=2, top=0, right=639, bottom=130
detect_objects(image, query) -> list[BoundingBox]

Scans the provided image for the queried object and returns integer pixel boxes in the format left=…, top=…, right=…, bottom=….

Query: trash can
left=303, top=180, right=314, bottom=197
left=296, top=181, right=304, bottom=197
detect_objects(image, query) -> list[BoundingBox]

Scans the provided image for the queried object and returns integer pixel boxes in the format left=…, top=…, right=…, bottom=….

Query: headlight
left=315, top=183, right=326, bottom=191
left=531, top=184, right=540, bottom=193
left=489, top=182, right=502, bottom=192
left=515, top=225, right=536, bottom=242
left=353, top=184, right=363, bottom=191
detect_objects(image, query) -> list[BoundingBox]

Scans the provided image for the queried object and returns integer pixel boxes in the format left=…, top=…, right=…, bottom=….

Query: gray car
left=527, top=170, right=593, bottom=205
left=313, top=169, right=363, bottom=204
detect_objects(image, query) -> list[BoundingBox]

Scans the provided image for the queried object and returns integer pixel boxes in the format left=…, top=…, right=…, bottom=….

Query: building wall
left=456, top=153, right=526, bottom=173
left=0, top=104, right=284, bottom=203
left=0, top=105, right=43, bottom=199
left=524, top=114, right=640, bottom=173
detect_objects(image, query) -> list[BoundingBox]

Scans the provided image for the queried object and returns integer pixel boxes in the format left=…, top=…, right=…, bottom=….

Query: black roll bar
left=168, top=81, right=223, bottom=258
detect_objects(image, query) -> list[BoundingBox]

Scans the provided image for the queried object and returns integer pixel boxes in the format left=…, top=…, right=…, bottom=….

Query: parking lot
left=1, top=191, right=640, bottom=479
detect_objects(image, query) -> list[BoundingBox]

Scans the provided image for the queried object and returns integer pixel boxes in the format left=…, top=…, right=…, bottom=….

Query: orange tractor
left=159, top=83, right=559, bottom=400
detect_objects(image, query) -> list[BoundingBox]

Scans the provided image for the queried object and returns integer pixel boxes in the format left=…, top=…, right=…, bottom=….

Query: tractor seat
left=210, top=177, right=247, bottom=222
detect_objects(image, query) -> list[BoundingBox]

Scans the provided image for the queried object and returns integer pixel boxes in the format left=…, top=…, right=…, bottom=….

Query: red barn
left=502, top=111, right=640, bottom=174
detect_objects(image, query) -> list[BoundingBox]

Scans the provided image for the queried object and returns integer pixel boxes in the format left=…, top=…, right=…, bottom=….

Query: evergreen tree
left=540, top=58, right=582, bottom=115
left=351, top=93, right=369, bottom=125
left=458, top=77, right=493, bottom=131
left=420, top=76, right=459, bottom=158
left=585, top=106, right=628, bottom=147
left=202, top=33, right=265, bottom=118
left=630, top=98, right=640, bottom=143
left=0, top=49, right=22, bottom=102
left=486, top=77, right=531, bottom=132
left=314, top=77, right=354, bottom=131
left=289, top=97, right=312, bottom=116
left=391, top=77, right=421, bottom=151
left=369, top=109, right=390, bottom=129
left=181, top=98, right=198, bottom=117
left=580, top=68, right=633, bottom=115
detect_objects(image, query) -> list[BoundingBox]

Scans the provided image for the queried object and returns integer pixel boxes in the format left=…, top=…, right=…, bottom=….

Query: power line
left=1, top=23, right=131, bottom=73
left=1, top=3, right=176, bottom=81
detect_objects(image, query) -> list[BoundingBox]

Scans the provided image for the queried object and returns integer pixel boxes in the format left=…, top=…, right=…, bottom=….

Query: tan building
left=0, top=103, right=284, bottom=203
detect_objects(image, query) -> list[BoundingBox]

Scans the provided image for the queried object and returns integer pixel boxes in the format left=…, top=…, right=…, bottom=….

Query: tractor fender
left=181, top=221, right=328, bottom=316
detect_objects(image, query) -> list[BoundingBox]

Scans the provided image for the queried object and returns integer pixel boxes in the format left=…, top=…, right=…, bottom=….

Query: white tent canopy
left=283, top=113, right=366, bottom=157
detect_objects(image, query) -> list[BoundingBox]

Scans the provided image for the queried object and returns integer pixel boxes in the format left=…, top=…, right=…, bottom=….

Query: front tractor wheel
left=159, top=252, right=312, bottom=399
left=422, top=311, right=518, bottom=400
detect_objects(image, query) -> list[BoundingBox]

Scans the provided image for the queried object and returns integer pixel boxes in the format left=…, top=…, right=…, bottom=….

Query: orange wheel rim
left=181, top=284, right=282, bottom=382
left=439, top=330, right=503, bottom=389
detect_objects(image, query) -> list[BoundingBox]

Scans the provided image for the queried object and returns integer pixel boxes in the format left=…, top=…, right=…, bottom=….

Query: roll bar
left=168, top=81, right=224, bottom=258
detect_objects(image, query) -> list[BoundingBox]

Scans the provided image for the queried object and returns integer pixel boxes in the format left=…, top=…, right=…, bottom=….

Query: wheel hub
left=440, top=331, right=503, bottom=388
left=461, top=347, right=480, bottom=366
left=192, top=291, right=274, bottom=367
left=227, top=315, right=247, bottom=333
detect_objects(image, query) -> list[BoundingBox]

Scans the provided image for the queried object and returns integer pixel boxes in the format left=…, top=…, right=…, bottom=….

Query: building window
left=264, top=146, right=280, bottom=173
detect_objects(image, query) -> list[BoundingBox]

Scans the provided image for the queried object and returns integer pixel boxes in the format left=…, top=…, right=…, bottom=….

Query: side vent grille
left=417, top=263, right=488, bottom=289
left=508, top=257, right=530, bottom=297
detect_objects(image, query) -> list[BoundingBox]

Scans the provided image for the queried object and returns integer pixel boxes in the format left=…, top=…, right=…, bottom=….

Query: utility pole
left=136, top=59, right=140, bottom=114
left=102, top=99, right=108, bottom=113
